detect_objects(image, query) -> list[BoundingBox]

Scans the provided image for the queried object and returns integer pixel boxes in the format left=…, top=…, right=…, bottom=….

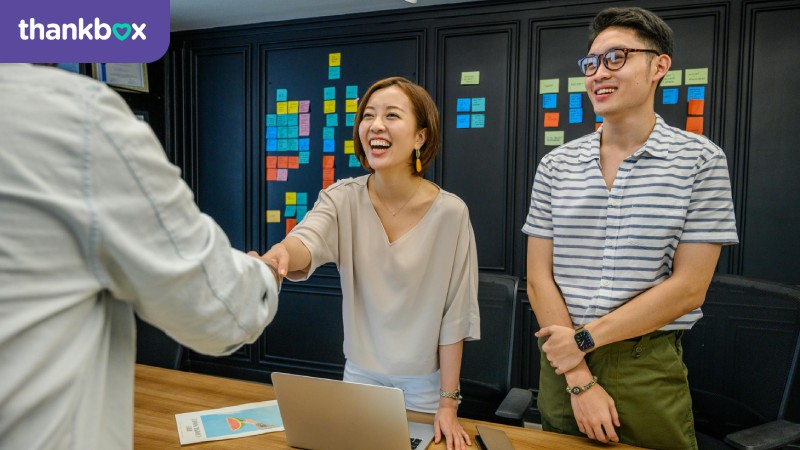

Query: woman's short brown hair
left=352, top=77, right=441, bottom=176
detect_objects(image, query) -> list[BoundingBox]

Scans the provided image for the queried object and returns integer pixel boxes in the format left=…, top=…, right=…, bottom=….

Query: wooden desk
left=135, top=364, right=638, bottom=449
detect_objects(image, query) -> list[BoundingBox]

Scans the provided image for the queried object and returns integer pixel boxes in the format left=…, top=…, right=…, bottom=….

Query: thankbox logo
left=3, top=0, right=168, bottom=62
left=18, top=18, right=147, bottom=41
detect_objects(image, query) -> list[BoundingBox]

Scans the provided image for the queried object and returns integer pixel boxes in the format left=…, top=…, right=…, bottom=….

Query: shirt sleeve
left=681, top=150, right=739, bottom=244
left=89, top=84, right=279, bottom=357
left=284, top=187, right=341, bottom=281
left=439, top=206, right=480, bottom=345
left=522, top=159, right=554, bottom=238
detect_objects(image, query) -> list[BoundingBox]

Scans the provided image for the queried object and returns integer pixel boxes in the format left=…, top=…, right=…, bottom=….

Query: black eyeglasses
left=578, top=48, right=661, bottom=76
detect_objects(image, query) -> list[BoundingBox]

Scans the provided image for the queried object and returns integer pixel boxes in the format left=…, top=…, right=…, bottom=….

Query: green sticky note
left=544, top=131, right=565, bottom=146
left=567, top=77, right=586, bottom=93
left=685, top=68, right=709, bottom=85
left=460, top=71, right=480, bottom=85
left=661, top=70, right=683, bottom=87
left=539, top=78, right=560, bottom=94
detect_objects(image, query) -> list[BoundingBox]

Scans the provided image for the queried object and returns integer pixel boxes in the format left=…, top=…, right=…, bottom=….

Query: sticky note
left=277, top=169, right=288, bottom=181
left=344, top=140, right=355, bottom=154
left=287, top=126, right=299, bottom=139
left=662, top=88, right=679, bottom=105
left=286, top=218, right=296, bottom=234
left=287, top=114, right=298, bottom=126
left=266, top=140, right=277, bottom=152
left=297, top=193, right=308, bottom=205
left=323, top=140, right=335, bottom=153
left=276, top=102, right=287, bottom=115
left=266, top=210, right=280, bottom=223
left=277, top=140, right=289, bottom=151
left=299, top=100, right=310, bottom=113
left=456, top=98, right=471, bottom=112
left=345, top=99, right=358, bottom=113
left=661, top=70, right=683, bottom=87
left=568, top=108, right=583, bottom=124
left=277, top=156, right=289, bottom=168
left=539, top=79, right=559, bottom=94
left=326, top=114, right=338, bottom=127
left=687, top=99, right=704, bottom=116
left=266, top=114, right=277, bottom=127
left=345, top=113, right=356, bottom=126
left=324, top=100, right=336, bottom=114
left=686, top=116, right=704, bottom=134
left=323, top=127, right=335, bottom=140
left=276, top=115, right=288, bottom=126
left=266, top=156, right=277, bottom=169
left=569, top=93, right=582, bottom=109
left=596, top=115, right=603, bottom=123
left=595, top=123, right=602, bottom=131
left=568, top=77, right=586, bottom=93
left=285, top=205, right=297, bottom=217
left=267, top=127, right=277, bottom=139
left=299, top=138, right=310, bottom=151
left=287, top=139, right=298, bottom=152
left=346, top=85, right=358, bottom=99
left=460, top=71, right=480, bottom=85
left=266, top=168, right=278, bottom=180
left=687, top=86, right=705, bottom=101
left=542, top=94, right=557, bottom=109
left=322, top=168, right=335, bottom=181
left=544, top=130, right=565, bottom=146
left=471, top=98, right=486, bottom=112
left=296, top=206, right=308, bottom=221
left=328, top=66, right=340, bottom=80
left=324, top=87, right=336, bottom=101
left=277, top=128, right=288, bottom=139
left=470, top=114, right=485, bottom=128
left=456, top=114, right=470, bottom=129
left=685, top=68, right=708, bottom=85
left=323, top=155, right=335, bottom=169
left=288, top=157, right=299, bottom=169
left=287, top=101, right=299, bottom=114
left=348, top=154, right=361, bottom=167
left=544, top=112, right=560, bottom=128
left=329, top=53, right=341, bottom=66
left=299, top=152, right=310, bottom=164
left=299, top=115, right=310, bottom=136
left=276, top=89, right=287, bottom=102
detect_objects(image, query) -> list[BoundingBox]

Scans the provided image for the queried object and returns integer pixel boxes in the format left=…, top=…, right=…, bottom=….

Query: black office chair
left=683, top=274, right=800, bottom=450
left=135, top=315, right=184, bottom=370
left=459, top=273, right=533, bottom=425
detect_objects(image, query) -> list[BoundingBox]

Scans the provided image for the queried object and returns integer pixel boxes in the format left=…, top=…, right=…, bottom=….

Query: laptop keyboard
left=410, top=438, right=422, bottom=449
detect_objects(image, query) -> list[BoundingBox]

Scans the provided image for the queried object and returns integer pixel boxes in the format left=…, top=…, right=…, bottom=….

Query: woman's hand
left=261, top=243, right=290, bottom=278
left=434, top=401, right=471, bottom=450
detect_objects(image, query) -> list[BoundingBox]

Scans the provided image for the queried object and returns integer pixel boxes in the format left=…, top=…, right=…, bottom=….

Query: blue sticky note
left=471, top=98, right=486, bottom=112
left=298, top=152, right=310, bottom=164
left=569, top=93, right=582, bottom=109
left=276, top=115, right=288, bottom=127
left=276, top=89, right=287, bottom=102
left=267, top=127, right=277, bottom=139
left=277, top=127, right=288, bottom=139
left=456, top=98, right=471, bottom=112
left=345, top=113, right=356, bottom=127
left=569, top=108, right=583, bottom=124
left=456, top=114, right=471, bottom=129
left=266, top=114, right=277, bottom=127
left=326, top=114, right=339, bottom=127
left=329, top=66, right=340, bottom=80
left=470, top=114, right=485, bottom=128
left=266, top=140, right=277, bottom=152
left=287, top=114, right=298, bottom=126
left=323, top=140, right=335, bottom=152
left=287, top=126, right=299, bottom=138
left=296, top=206, right=308, bottom=221
left=323, top=127, right=335, bottom=140
left=542, top=94, right=557, bottom=109
left=662, top=88, right=679, bottom=105
left=299, top=138, right=310, bottom=151
left=297, top=192, right=308, bottom=205
left=284, top=205, right=297, bottom=217
left=324, top=87, right=336, bottom=101
left=346, top=85, right=358, bottom=99
left=287, top=139, right=299, bottom=151
left=277, top=140, right=289, bottom=151
left=687, top=86, right=705, bottom=101
left=596, top=115, right=604, bottom=123
left=348, top=154, right=361, bottom=167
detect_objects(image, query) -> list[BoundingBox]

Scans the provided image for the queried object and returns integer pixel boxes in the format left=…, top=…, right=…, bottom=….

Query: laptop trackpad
left=408, top=422, right=435, bottom=449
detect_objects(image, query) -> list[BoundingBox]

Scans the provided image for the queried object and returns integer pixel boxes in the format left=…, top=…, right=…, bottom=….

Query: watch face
left=574, top=329, right=595, bottom=351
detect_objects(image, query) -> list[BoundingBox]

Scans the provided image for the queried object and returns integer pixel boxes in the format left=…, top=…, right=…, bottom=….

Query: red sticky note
left=687, top=99, right=704, bottom=116
left=266, top=168, right=278, bottom=181
left=277, top=156, right=289, bottom=168
left=288, top=156, right=300, bottom=169
left=286, top=218, right=297, bottom=234
left=686, top=116, right=704, bottom=135
left=544, top=112, right=560, bottom=128
left=323, top=155, right=335, bottom=169
left=266, top=156, right=277, bottom=169
left=322, top=168, right=334, bottom=181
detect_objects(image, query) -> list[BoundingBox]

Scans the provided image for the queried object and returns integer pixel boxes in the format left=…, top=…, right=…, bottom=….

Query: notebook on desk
left=271, top=372, right=435, bottom=450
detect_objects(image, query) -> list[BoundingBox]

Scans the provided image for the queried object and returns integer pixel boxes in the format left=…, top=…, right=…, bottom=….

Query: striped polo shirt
left=522, top=115, right=738, bottom=330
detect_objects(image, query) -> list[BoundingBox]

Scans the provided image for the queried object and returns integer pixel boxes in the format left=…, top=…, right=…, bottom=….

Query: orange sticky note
left=266, top=156, right=277, bottom=169
left=266, top=168, right=278, bottom=181
left=322, top=179, right=333, bottom=189
left=595, top=122, right=602, bottom=131
left=286, top=218, right=297, bottom=234
left=686, top=116, right=704, bottom=134
left=544, top=112, right=560, bottom=128
left=687, top=99, right=704, bottom=115
left=278, top=156, right=290, bottom=168
left=323, top=168, right=335, bottom=181
left=323, top=155, right=335, bottom=169
left=288, top=156, right=299, bottom=169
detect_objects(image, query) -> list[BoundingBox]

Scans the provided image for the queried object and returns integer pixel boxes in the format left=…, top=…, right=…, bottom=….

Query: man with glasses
left=523, top=7, right=737, bottom=449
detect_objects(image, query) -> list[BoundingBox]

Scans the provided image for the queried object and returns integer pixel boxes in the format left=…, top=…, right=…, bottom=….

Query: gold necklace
left=373, top=178, right=422, bottom=217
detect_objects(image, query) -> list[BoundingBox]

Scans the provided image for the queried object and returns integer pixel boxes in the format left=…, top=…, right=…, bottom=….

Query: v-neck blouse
left=287, top=175, right=480, bottom=376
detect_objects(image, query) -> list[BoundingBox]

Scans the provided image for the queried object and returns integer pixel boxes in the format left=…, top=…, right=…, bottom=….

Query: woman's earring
left=415, top=148, right=422, bottom=173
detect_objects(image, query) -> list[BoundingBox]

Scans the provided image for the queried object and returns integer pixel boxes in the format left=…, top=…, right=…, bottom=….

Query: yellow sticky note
left=324, top=100, right=336, bottom=114
left=685, top=68, right=709, bottom=85
left=344, top=140, right=355, bottom=154
left=287, top=101, right=299, bottom=114
left=460, top=71, right=480, bottom=85
left=276, top=102, right=287, bottom=115
left=329, top=53, right=341, bottom=66
left=544, top=131, right=565, bottom=146
left=285, top=192, right=297, bottom=205
left=266, top=210, right=280, bottom=223
left=345, top=99, right=358, bottom=113
left=567, top=77, right=586, bottom=93
left=661, top=70, right=682, bottom=87
left=539, top=79, right=560, bottom=94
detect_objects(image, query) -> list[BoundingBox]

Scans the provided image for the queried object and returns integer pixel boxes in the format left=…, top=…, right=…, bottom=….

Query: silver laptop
left=271, top=372, right=435, bottom=450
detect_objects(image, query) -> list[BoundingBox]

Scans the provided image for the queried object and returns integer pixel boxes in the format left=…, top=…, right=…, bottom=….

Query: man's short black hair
left=588, top=7, right=674, bottom=57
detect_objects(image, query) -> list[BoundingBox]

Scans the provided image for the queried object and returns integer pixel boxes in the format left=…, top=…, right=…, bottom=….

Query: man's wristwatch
left=566, top=376, right=598, bottom=395
left=574, top=326, right=595, bottom=352
left=440, top=388, right=461, bottom=401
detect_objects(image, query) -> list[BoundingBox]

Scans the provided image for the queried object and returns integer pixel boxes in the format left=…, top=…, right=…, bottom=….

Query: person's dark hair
left=353, top=77, right=440, bottom=176
left=588, top=7, right=674, bottom=57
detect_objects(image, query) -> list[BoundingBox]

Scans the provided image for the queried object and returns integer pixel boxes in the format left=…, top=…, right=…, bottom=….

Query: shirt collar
left=578, top=114, right=669, bottom=162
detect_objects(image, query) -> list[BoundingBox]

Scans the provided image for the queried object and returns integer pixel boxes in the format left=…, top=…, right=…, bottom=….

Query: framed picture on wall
left=92, top=63, right=149, bottom=93
left=132, top=110, right=150, bottom=123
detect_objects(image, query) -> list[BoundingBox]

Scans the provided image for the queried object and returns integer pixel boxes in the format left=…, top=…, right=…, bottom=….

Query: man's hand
left=247, top=249, right=284, bottom=285
left=536, top=325, right=585, bottom=374
left=570, top=382, right=620, bottom=443
left=433, top=402, right=471, bottom=450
